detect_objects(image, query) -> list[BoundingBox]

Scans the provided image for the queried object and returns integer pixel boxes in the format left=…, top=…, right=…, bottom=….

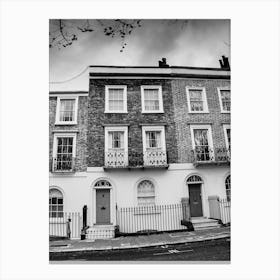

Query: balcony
left=104, top=150, right=168, bottom=169
left=191, top=146, right=230, bottom=167
left=52, top=156, right=75, bottom=173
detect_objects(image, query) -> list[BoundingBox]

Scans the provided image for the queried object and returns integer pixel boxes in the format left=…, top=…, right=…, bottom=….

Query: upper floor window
left=223, top=124, right=231, bottom=150
left=49, top=188, right=64, bottom=218
left=104, top=126, right=128, bottom=167
left=190, top=125, right=214, bottom=161
left=186, top=87, right=209, bottom=113
left=218, top=88, right=231, bottom=113
left=52, top=133, right=76, bottom=172
left=137, top=180, right=155, bottom=205
left=142, top=126, right=167, bottom=166
left=105, top=85, right=127, bottom=113
left=55, top=97, right=78, bottom=125
left=225, top=175, right=231, bottom=201
left=141, top=86, right=164, bottom=113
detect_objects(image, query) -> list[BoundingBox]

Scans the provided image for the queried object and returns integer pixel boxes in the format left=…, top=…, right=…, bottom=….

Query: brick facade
left=87, top=79, right=178, bottom=167
left=49, top=95, right=88, bottom=172
left=171, top=79, right=230, bottom=162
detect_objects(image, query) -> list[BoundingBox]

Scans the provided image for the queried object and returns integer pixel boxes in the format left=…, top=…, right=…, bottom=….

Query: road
left=50, top=238, right=230, bottom=262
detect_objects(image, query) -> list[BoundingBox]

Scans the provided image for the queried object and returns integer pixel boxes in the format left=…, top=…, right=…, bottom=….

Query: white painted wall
left=49, top=164, right=230, bottom=227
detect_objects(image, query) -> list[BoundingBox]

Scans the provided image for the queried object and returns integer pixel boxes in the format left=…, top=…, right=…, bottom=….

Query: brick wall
left=171, top=79, right=230, bottom=163
left=49, top=95, right=88, bottom=172
left=88, top=79, right=178, bottom=167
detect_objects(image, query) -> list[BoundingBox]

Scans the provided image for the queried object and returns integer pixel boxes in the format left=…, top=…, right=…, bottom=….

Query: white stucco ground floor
left=49, top=163, right=230, bottom=238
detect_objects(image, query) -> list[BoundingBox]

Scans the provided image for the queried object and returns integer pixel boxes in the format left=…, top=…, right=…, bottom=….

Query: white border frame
left=141, top=85, right=164, bottom=113
left=217, top=87, right=231, bottom=113
left=186, top=86, right=209, bottom=113
left=104, top=85, right=127, bottom=113
left=55, top=96, right=78, bottom=125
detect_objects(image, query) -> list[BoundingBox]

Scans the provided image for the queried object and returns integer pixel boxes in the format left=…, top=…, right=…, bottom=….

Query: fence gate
left=49, top=212, right=82, bottom=239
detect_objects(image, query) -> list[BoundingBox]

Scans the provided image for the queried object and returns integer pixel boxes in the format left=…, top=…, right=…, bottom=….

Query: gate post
left=181, top=197, right=190, bottom=221
left=81, top=205, right=88, bottom=240
left=83, top=205, right=87, bottom=228
left=208, top=195, right=221, bottom=220
left=181, top=197, right=194, bottom=231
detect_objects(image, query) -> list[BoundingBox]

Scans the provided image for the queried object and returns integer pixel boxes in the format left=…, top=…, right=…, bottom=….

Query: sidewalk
left=49, top=226, right=230, bottom=253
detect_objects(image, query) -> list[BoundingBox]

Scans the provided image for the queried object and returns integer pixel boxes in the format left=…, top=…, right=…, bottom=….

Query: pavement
left=49, top=226, right=230, bottom=253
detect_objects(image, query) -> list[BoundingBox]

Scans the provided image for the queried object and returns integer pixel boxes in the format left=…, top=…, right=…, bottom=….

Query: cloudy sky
left=49, top=19, right=230, bottom=91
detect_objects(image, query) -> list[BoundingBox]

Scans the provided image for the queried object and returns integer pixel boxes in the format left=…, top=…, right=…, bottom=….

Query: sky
left=49, top=19, right=230, bottom=91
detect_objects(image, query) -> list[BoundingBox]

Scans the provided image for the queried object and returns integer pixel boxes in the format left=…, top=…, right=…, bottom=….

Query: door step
left=86, top=225, right=115, bottom=240
left=191, top=218, right=220, bottom=230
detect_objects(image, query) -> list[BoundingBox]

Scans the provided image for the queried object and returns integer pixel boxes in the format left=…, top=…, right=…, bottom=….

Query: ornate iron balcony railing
left=191, top=146, right=230, bottom=165
left=104, top=150, right=168, bottom=168
left=52, top=156, right=75, bottom=172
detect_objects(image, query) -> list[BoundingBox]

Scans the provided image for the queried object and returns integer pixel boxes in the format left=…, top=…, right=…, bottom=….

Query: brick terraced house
left=49, top=57, right=231, bottom=239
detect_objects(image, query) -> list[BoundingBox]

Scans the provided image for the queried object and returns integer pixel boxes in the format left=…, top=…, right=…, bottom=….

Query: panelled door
left=188, top=183, right=203, bottom=217
left=96, top=189, right=110, bottom=224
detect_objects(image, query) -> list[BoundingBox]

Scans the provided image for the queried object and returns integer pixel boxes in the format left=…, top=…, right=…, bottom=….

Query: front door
left=96, top=189, right=110, bottom=224
left=188, top=184, right=203, bottom=217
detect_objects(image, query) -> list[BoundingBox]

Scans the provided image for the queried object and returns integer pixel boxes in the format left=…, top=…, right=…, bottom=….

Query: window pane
left=143, top=89, right=160, bottom=111
left=59, top=99, right=75, bottom=122
left=108, top=88, right=124, bottom=111
left=137, top=180, right=155, bottom=205
left=193, top=129, right=210, bottom=161
left=189, top=89, right=204, bottom=111
left=220, top=90, right=231, bottom=111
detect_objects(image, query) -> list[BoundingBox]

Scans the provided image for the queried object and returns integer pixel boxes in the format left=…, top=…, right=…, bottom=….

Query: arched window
left=187, top=175, right=203, bottom=183
left=225, top=175, right=231, bottom=201
left=94, top=180, right=112, bottom=187
left=49, top=188, right=63, bottom=218
left=137, top=180, right=155, bottom=205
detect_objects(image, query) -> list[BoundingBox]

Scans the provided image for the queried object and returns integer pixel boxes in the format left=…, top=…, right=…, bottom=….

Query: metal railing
left=49, top=212, right=82, bottom=239
left=116, top=203, right=186, bottom=234
left=192, top=147, right=230, bottom=165
left=208, top=196, right=231, bottom=225
left=104, top=150, right=168, bottom=168
left=52, top=156, right=75, bottom=172
left=219, top=198, right=231, bottom=225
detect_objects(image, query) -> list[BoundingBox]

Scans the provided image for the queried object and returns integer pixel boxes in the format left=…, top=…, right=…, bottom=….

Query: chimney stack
left=219, top=55, right=230, bottom=70
left=158, top=58, right=169, bottom=68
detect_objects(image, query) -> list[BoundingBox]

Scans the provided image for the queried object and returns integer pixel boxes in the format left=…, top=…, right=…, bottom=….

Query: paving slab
left=49, top=226, right=230, bottom=253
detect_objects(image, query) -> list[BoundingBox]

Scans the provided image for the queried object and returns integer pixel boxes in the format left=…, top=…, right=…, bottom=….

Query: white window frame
left=142, top=126, right=166, bottom=152
left=105, top=85, right=127, bottom=113
left=190, top=124, right=214, bottom=160
left=223, top=124, right=231, bottom=149
left=55, top=96, right=78, bottom=125
left=52, top=133, right=77, bottom=159
left=104, top=126, right=128, bottom=165
left=186, top=87, right=209, bottom=113
left=137, top=179, right=156, bottom=206
left=141, top=85, right=164, bottom=113
left=217, top=87, right=231, bottom=113
left=49, top=188, right=64, bottom=218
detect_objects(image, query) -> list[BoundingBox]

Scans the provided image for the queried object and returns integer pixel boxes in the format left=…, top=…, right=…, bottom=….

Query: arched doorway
left=186, top=175, right=204, bottom=217
left=94, top=180, right=112, bottom=224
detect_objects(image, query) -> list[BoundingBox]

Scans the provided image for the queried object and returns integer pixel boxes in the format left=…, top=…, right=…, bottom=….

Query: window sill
left=220, top=111, right=231, bottom=114
left=188, top=111, right=209, bottom=114
left=104, top=111, right=128, bottom=114
left=141, top=111, right=164, bottom=114
left=55, top=122, right=77, bottom=125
